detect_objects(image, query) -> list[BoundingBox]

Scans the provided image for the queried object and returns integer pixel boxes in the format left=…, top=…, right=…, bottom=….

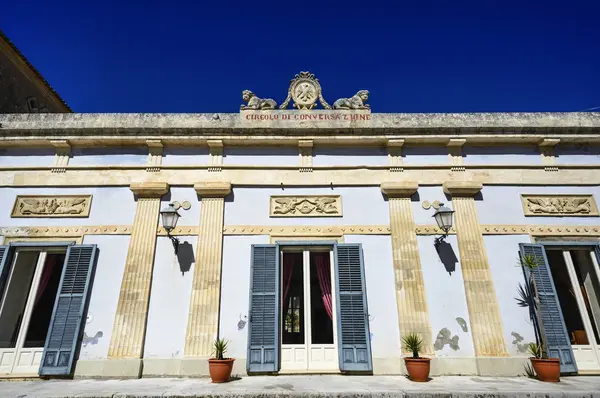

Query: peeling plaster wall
left=463, top=145, right=541, bottom=165
left=312, top=146, right=388, bottom=166
left=0, top=147, right=55, bottom=167
left=484, top=234, right=537, bottom=357
left=476, top=185, right=600, bottom=225
left=344, top=235, right=400, bottom=363
left=162, top=146, right=210, bottom=166
left=144, top=236, right=196, bottom=358
left=70, top=147, right=147, bottom=166
left=160, top=187, right=200, bottom=227
left=418, top=234, right=475, bottom=357
left=224, top=186, right=389, bottom=226
left=79, top=235, right=129, bottom=360
left=0, top=187, right=137, bottom=227
left=224, top=146, right=298, bottom=166
left=219, top=235, right=270, bottom=359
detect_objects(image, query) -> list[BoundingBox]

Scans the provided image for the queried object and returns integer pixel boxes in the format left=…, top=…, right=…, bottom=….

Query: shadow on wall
left=177, top=241, right=195, bottom=275
left=435, top=240, right=458, bottom=275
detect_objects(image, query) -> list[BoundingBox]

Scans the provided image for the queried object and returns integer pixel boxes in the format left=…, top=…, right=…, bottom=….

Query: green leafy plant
left=516, top=253, right=549, bottom=359
left=213, top=338, right=229, bottom=360
left=402, top=333, right=423, bottom=359
left=524, top=362, right=536, bottom=378
left=527, top=343, right=543, bottom=359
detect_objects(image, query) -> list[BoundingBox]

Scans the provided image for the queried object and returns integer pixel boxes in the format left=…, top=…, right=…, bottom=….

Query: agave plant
left=527, top=342, right=543, bottom=359
left=213, top=337, right=229, bottom=360
left=516, top=253, right=549, bottom=359
left=402, top=333, right=423, bottom=359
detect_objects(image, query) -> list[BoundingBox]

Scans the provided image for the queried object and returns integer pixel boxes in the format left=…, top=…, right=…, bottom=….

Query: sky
left=2, top=1, right=600, bottom=114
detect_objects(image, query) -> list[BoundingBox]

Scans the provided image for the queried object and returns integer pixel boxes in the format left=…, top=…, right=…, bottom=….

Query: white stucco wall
left=476, top=185, right=600, bottom=225
left=0, top=187, right=138, bottom=227
left=312, top=146, right=388, bottom=166
left=412, top=186, right=450, bottom=225
left=0, top=147, right=55, bottom=167
left=160, top=187, right=200, bottom=227
left=162, top=146, right=210, bottom=166
left=418, top=235, right=475, bottom=357
left=225, top=186, right=388, bottom=226
left=403, top=146, right=449, bottom=165
left=483, top=235, right=537, bottom=356
left=219, top=235, right=270, bottom=359
left=144, top=236, right=196, bottom=358
left=79, top=235, right=129, bottom=360
left=344, top=235, right=400, bottom=361
left=556, top=144, right=600, bottom=165
left=69, top=147, right=147, bottom=166
left=224, top=146, right=298, bottom=166
left=463, top=145, right=541, bottom=165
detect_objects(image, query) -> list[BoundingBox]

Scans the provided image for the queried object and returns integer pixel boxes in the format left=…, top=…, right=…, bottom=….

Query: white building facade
left=1, top=76, right=600, bottom=379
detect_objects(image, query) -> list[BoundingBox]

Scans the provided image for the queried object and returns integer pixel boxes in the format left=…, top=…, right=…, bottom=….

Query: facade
left=1, top=72, right=600, bottom=379
left=0, top=29, right=71, bottom=114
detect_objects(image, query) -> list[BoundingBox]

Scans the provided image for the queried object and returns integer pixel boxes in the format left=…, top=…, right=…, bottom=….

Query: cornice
left=443, top=181, right=483, bottom=197
left=193, top=181, right=231, bottom=197
left=380, top=181, right=419, bottom=197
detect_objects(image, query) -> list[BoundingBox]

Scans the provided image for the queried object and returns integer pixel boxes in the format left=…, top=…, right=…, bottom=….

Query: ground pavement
left=0, top=375, right=599, bottom=398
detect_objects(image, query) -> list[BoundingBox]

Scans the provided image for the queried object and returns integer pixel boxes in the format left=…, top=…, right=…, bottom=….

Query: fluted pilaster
left=443, top=181, right=507, bottom=357
left=381, top=182, right=433, bottom=354
left=108, top=182, right=168, bottom=358
left=185, top=181, right=231, bottom=356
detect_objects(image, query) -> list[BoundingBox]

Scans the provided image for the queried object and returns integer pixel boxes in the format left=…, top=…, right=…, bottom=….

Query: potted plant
left=402, top=333, right=431, bottom=382
left=208, top=338, right=235, bottom=383
left=516, top=254, right=561, bottom=382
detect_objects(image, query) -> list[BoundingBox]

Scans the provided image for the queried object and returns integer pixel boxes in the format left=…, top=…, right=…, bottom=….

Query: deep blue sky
left=3, top=1, right=600, bottom=113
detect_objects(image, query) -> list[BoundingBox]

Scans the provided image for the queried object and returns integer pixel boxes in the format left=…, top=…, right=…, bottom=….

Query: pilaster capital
left=207, top=139, right=224, bottom=149
left=386, top=139, right=405, bottom=148
left=447, top=138, right=466, bottom=147
left=298, top=139, right=313, bottom=148
left=381, top=181, right=418, bottom=197
left=442, top=181, right=482, bottom=197
left=538, top=138, right=560, bottom=147
left=130, top=182, right=169, bottom=198
left=50, top=140, right=71, bottom=149
left=145, top=139, right=163, bottom=148
left=194, top=181, right=231, bottom=198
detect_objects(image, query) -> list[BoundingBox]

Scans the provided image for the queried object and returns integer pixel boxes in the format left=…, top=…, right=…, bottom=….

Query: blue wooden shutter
left=0, top=245, right=11, bottom=300
left=247, top=244, right=279, bottom=373
left=334, top=243, right=372, bottom=372
left=519, top=243, right=577, bottom=374
left=39, top=245, right=98, bottom=376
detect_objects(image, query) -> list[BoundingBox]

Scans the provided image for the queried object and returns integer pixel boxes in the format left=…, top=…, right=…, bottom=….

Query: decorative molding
left=443, top=181, right=483, bottom=197
left=207, top=140, right=223, bottom=172
left=298, top=139, right=313, bottom=172
left=380, top=181, right=418, bottom=197
left=521, top=194, right=598, bottom=217
left=0, top=225, right=132, bottom=237
left=270, top=195, right=342, bottom=217
left=146, top=140, right=163, bottom=173
left=51, top=140, right=70, bottom=173
left=193, top=181, right=231, bottom=197
left=447, top=139, right=466, bottom=172
left=223, top=225, right=390, bottom=235
left=11, top=195, right=92, bottom=218
left=387, top=139, right=404, bottom=172
left=270, top=235, right=343, bottom=244
left=130, top=182, right=169, bottom=198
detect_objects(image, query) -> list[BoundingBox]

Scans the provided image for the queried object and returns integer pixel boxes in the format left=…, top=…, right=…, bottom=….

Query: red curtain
left=282, top=254, right=295, bottom=318
left=314, top=252, right=333, bottom=320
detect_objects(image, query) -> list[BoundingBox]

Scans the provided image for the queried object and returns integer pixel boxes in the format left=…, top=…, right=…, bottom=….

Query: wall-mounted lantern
left=160, top=201, right=191, bottom=254
left=432, top=203, right=454, bottom=245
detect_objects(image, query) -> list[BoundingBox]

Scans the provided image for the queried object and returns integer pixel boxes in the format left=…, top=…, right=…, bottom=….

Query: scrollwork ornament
left=280, top=71, right=331, bottom=110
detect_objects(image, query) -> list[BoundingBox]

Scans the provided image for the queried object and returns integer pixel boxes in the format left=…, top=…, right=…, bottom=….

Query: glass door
left=0, top=248, right=66, bottom=375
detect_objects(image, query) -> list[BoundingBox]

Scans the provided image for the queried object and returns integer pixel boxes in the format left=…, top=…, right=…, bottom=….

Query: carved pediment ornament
left=270, top=195, right=342, bottom=217
left=521, top=194, right=598, bottom=217
left=280, top=72, right=331, bottom=110
left=11, top=195, right=92, bottom=218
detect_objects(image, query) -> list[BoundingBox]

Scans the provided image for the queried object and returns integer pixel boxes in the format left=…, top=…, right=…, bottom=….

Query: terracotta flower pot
left=208, top=358, right=235, bottom=383
left=530, top=357, right=560, bottom=382
left=404, top=357, right=431, bottom=382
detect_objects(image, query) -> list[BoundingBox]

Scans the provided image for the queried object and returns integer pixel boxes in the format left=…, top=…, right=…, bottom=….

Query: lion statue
left=240, top=90, right=277, bottom=110
left=333, top=90, right=370, bottom=110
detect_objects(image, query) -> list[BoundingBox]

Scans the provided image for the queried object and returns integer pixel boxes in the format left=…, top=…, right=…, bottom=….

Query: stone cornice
left=443, top=181, right=483, bottom=197
left=1, top=112, right=600, bottom=147
left=380, top=181, right=419, bottom=197
left=193, top=181, right=231, bottom=197
left=130, top=182, right=169, bottom=198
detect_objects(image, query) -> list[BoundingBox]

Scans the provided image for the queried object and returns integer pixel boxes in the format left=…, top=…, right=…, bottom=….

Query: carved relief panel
left=11, top=195, right=92, bottom=218
left=270, top=195, right=342, bottom=217
left=521, top=194, right=598, bottom=217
